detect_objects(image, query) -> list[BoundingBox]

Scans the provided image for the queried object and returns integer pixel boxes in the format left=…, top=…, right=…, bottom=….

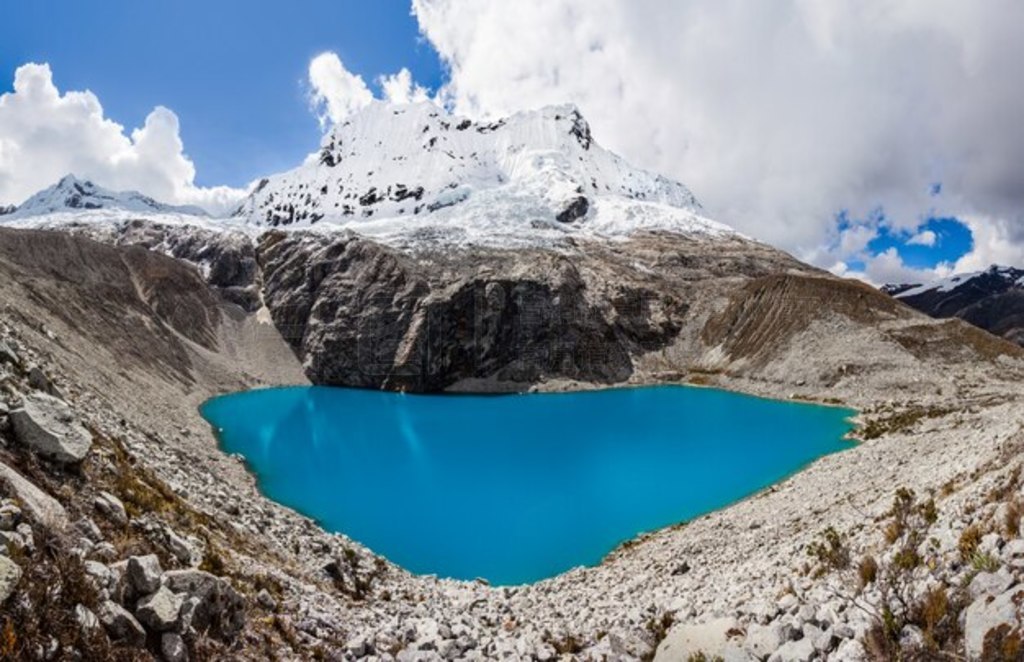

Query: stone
left=967, top=569, right=1015, bottom=601
left=73, top=516, right=103, bottom=543
left=0, top=341, right=20, bottom=367
left=768, top=636, right=815, bottom=662
left=75, top=604, right=100, bottom=633
left=98, top=599, right=146, bottom=646
left=654, top=617, right=749, bottom=661
left=745, top=622, right=786, bottom=658
left=83, top=560, right=112, bottom=589
left=832, top=638, right=868, bottom=662
left=0, top=555, right=21, bottom=603
left=127, top=554, right=163, bottom=594
left=964, top=587, right=1024, bottom=659
left=135, top=585, right=184, bottom=632
left=0, top=460, right=68, bottom=529
left=1003, top=539, right=1024, bottom=568
left=256, top=588, right=277, bottom=610
left=94, top=491, right=128, bottom=526
left=27, top=366, right=56, bottom=395
left=164, top=569, right=246, bottom=639
left=165, top=528, right=194, bottom=565
left=161, top=632, right=189, bottom=662
left=9, top=392, right=92, bottom=463
left=89, top=541, right=118, bottom=563
left=777, top=594, right=799, bottom=613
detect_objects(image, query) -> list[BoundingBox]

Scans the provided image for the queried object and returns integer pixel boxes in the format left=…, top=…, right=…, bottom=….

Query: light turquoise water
left=201, top=385, right=855, bottom=585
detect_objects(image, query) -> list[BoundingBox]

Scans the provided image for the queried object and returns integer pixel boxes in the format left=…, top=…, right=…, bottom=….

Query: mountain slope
left=6, top=174, right=208, bottom=219
left=233, top=102, right=732, bottom=248
left=884, top=266, right=1024, bottom=345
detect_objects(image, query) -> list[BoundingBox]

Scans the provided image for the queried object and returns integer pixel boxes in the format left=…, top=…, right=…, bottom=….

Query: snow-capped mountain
left=883, top=265, right=1024, bottom=345
left=5, top=175, right=208, bottom=219
left=232, top=102, right=733, bottom=247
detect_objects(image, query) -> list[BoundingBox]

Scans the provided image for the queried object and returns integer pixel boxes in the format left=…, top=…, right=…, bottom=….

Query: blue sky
left=0, top=0, right=444, bottom=188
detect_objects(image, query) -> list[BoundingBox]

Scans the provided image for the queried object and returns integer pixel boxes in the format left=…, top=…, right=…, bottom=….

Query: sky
left=2, top=0, right=1023, bottom=285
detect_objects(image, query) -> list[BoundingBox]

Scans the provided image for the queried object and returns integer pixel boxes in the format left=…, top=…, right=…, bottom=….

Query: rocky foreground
left=1, top=223, right=1023, bottom=661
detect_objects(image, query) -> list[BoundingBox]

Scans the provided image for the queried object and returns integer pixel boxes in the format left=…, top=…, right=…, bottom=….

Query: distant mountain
left=884, top=266, right=1024, bottom=345
left=231, top=101, right=731, bottom=248
left=4, top=175, right=207, bottom=219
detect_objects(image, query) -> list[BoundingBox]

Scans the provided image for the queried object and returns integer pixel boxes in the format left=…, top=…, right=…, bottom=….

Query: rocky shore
left=1, top=223, right=1023, bottom=660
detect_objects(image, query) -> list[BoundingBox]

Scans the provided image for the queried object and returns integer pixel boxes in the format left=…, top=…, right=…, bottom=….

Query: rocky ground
left=1, top=223, right=1023, bottom=661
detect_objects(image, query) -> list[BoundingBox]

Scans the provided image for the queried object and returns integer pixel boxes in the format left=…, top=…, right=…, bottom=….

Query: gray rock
left=968, top=569, right=1015, bottom=601
left=768, top=636, right=815, bottom=662
left=127, top=554, right=163, bottom=594
left=161, top=632, right=189, bottom=662
left=89, top=541, right=118, bottom=563
left=164, top=569, right=246, bottom=638
left=94, top=491, right=128, bottom=526
left=135, top=585, right=184, bottom=632
left=256, top=588, right=277, bottom=610
left=75, top=604, right=100, bottom=633
left=0, top=341, right=20, bottom=367
left=0, top=555, right=21, bottom=603
left=964, top=586, right=1024, bottom=659
left=83, top=560, right=112, bottom=589
left=0, top=460, right=68, bottom=529
left=27, top=365, right=57, bottom=395
left=831, top=639, right=868, bottom=662
left=9, top=392, right=92, bottom=463
left=165, top=527, right=194, bottom=565
left=98, top=599, right=146, bottom=646
left=73, top=516, right=103, bottom=543
left=1003, top=539, right=1024, bottom=568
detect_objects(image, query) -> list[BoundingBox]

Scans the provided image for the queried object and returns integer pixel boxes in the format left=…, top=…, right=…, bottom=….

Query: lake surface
left=201, top=385, right=855, bottom=585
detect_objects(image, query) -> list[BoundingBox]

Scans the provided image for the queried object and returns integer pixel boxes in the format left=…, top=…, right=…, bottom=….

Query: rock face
left=258, top=231, right=713, bottom=391
left=10, top=392, right=92, bottom=463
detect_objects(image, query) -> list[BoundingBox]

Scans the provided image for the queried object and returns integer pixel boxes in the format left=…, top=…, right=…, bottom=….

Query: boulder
left=127, top=554, right=163, bottom=594
left=745, top=622, right=787, bottom=658
left=967, top=569, right=1015, bottom=601
left=97, top=599, right=146, bottom=646
left=94, top=491, right=128, bottom=526
left=9, top=392, right=92, bottom=463
left=164, top=569, right=245, bottom=639
left=768, top=637, right=815, bottom=662
left=0, top=460, right=68, bottom=529
left=135, top=585, right=184, bottom=632
left=964, top=587, right=1024, bottom=659
left=654, top=617, right=750, bottom=661
left=161, top=632, right=189, bottom=662
left=0, top=556, right=21, bottom=603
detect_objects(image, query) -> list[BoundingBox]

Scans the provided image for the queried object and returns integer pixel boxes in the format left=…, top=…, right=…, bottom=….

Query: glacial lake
left=201, top=385, right=855, bottom=585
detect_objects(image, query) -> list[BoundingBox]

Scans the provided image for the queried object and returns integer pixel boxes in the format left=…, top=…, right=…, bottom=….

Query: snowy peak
left=7, top=175, right=207, bottom=219
left=233, top=101, right=727, bottom=247
left=888, top=265, right=1024, bottom=300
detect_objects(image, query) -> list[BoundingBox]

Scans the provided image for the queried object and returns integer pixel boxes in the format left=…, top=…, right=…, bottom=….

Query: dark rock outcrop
left=257, top=232, right=697, bottom=391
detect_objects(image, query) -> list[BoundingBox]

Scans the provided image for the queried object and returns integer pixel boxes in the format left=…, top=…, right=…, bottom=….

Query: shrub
left=807, top=527, right=851, bottom=572
left=959, top=525, right=983, bottom=560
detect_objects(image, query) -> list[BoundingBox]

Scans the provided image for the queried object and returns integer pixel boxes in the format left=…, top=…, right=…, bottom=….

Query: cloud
left=906, top=230, right=937, bottom=247
left=379, top=68, right=431, bottom=105
left=308, top=52, right=375, bottom=127
left=412, top=0, right=1024, bottom=267
left=0, top=63, right=244, bottom=215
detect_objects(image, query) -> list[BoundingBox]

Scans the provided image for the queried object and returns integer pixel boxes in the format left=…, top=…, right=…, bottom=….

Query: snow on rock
left=232, top=101, right=735, bottom=248
left=6, top=175, right=208, bottom=219
left=892, top=265, right=1024, bottom=299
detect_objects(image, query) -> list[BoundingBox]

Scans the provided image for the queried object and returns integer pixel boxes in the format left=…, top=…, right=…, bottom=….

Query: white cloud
left=379, top=68, right=431, bottom=105
left=0, top=63, right=244, bottom=215
left=308, top=52, right=375, bottom=127
left=906, top=229, right=937, bottom=247
left=952, top=215, right=1024, bottom=273
left=412, top=0, right=1024, bottom=266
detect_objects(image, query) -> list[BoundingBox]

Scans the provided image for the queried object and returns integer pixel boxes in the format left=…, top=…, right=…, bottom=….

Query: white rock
left=964, top=586, right=1024, bottom=659
left=768, top=637, right=815, bottom=662
left=0, top=460, right=68, bottom=529
left=9, top=392, right=92, bottom=463
left=0, top=555, right=21, bottom=603
left=94, top=491, right=128, bottom=526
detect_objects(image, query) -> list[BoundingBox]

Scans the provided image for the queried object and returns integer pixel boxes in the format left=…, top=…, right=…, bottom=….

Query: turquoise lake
left=200, top=385, right=855, bottom=585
